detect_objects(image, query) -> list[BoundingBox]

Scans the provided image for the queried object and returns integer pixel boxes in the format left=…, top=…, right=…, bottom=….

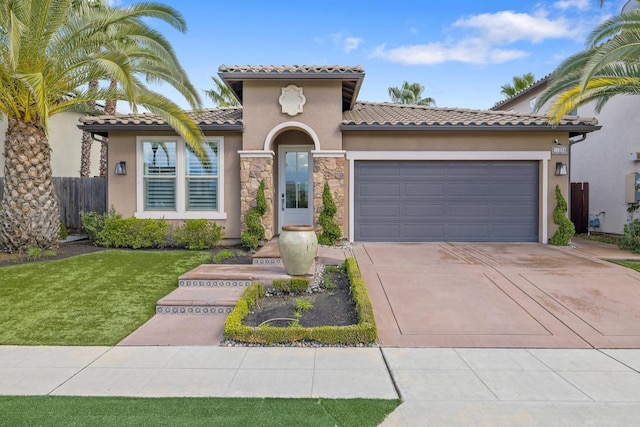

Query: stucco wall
left=0, top=113, right=101, bottom=177
left=241, top=80, right=343, bottom=151
left=499, top=82, right=640, bottom=234
left=106, top=131, right=243, bottom=241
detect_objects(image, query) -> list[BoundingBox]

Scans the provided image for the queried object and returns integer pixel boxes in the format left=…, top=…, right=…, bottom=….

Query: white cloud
left=372, top=8, right=585, bottom=66
left=343, top=37, right=364, bottom=53
left=371, top=39, right=529, bottom=65
left=553, top=0, right=591, bottom=11
left=453, top=10, right=578, bottom=43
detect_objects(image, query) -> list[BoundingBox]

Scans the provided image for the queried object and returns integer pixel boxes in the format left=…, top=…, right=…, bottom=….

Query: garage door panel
left=355, top=161, right=538, bottom=242
left=403, top=225, right=445, bottom=240
left=359, top=204, right=400, bottom=218
left=404, top=183, right=444, bottom=197
left=404, top=204, right=445, bottom=218
left=448, top=183, right=490, bottom=197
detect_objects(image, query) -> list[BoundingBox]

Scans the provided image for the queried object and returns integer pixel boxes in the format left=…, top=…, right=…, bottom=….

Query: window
left=136, top=137, right=225, bottom=219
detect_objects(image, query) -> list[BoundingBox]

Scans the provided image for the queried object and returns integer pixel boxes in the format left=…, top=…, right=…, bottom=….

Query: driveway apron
left=354, top=242, right=640, bottom=348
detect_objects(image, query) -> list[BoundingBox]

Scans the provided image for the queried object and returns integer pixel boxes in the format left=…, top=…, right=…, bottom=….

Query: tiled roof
left=79, top=108, right=242, bottom=127
left=218, top=65, right=365, bottom=75
left=342, top=102, right=599, bottom=129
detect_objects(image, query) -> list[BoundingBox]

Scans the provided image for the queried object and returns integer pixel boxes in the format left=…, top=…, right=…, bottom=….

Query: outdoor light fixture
left=555, top=162, right=568, bottom=176
left=114, top=161, right=126, bottom=175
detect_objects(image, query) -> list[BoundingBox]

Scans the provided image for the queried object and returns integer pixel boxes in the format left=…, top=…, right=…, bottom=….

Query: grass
left=0, top=250, right=210, bottom=345
left=0, top=396, right=400, bottom=427
left=608, top=260, right=640, bottom=271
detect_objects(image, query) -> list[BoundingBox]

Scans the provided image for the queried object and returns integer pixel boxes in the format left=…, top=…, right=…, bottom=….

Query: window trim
left=135, top=136, right=226, bottom=220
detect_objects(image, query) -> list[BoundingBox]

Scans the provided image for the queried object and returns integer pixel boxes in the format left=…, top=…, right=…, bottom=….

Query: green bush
left=620, top=219, right=640, bottom=253
left=97, top=217, right=170, bottom=249
left=549, top=185, right=575, bottom=246
left=318, top=182, right=341, bottom=246
left=81, top=206, right=120, bottom=243
left=173, top=219, right=224, bottom=250
left=241, top=179, right=267, bottom=250
left=58, top=224, right=68, bottom=240
left=272, top=277, right=310, bottom=294
left=224, top=257, right=377, bottom=345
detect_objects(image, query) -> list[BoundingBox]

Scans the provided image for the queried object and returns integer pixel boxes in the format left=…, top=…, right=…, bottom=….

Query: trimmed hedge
left=224, top=257, right=377, bottom=345
left=272, top=277, right=310, bottom=294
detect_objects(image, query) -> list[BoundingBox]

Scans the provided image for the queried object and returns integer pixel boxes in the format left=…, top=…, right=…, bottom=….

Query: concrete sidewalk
left=3, top=346, right=640, bottom=425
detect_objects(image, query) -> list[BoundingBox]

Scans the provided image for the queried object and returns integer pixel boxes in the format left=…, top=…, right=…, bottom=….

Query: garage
left=354, top=160, right=539, bottom=242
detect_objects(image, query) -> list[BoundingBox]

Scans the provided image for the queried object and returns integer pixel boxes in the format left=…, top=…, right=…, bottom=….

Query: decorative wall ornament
left=279, top=85, right=306, bottom=116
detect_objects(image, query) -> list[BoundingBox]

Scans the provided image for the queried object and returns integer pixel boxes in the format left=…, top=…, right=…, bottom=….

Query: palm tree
left=205, top=77, right=240, bottom=107
left=388, top=81, right=436, bottom=106
left=536, top=3, right=640, bottom=122
left=500, top=72, right=536, bottom=98
left=0, top=0, right=205, bottom=251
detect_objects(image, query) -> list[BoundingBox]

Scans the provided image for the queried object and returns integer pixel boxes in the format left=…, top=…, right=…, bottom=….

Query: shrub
left=318, top=182, right=341, bottom=246
left=81, top=206, right=120, bottom=243
left=272, top=277, right=310, bottom=294
left=620, top=219, right=640, bottom=253
left=549, top=185, right=575, bottom=246
left=241, top=179, right=267, bottom=250
left=97, top=216, right=170, bottom=249
left=58, top=224, right=68, bottom=240
left=173, top=219, right=224, bottom=250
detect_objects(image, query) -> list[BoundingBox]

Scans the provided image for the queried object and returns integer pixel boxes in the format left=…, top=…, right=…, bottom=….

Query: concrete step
left=252, top=238, right=282, bottom=265
left=156, top=287, right=245, bottom=315
left=178, top=264, right=293, bottom=287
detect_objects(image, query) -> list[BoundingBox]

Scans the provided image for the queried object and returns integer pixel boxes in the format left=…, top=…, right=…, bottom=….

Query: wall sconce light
left=114, top=161, right=126, bottom=175
left=555, top=162, right=568, bottom=176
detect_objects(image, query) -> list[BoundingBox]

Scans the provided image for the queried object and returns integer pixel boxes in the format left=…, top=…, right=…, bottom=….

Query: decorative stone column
left=312, top=151, right=346, bottom=236
left=239, top=151, right=275, bottom=240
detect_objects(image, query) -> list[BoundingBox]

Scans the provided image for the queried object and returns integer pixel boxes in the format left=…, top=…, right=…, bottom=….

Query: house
left=77, top=65, right=600, bottom=244
left=0, top=112, right=102, bottom=178
left=492, top=75, right=640, bottom=235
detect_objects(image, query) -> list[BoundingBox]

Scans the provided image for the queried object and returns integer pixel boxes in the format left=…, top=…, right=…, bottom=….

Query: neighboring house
left=0, top=112, right=101, bottom=178
left=78, top=65, right=600, bottom=244
left=492, top=75, right=640, bottom=235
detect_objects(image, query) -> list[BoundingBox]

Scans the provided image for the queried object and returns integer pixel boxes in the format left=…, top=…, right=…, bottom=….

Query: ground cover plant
left=609, top=260, right=640, bottom=272
left=0, top=250, right=210, bottom=345
left=0, top=396, right=399, bottom=427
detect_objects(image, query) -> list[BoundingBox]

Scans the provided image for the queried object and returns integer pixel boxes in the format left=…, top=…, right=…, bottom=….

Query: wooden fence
left=0, top=177, right=107, bottom=230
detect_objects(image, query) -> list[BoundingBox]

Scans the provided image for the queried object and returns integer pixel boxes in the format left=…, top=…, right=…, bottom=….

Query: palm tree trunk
left=1, top=118, right=60, bottom=251
left=80, top=130, right=93, bottom=177
left=99, top=79, right=118, bottom=178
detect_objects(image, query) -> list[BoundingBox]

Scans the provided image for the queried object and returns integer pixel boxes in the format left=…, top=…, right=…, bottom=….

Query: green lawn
left=609, top=260, right=640, bottom=271
left=0, top=396, right=399, bottom=427
left=0, top=250, right=210, bottom=345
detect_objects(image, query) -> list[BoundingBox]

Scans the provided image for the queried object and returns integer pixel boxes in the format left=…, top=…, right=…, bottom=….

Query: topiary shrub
left=550, top=184, right=575, bottom=246
left=318, top=182, right=341, bottom=246
left=173, top=219, right=224, bottom=250
left=619, top=219, right=640, bottom=253
left=241, top=179, right=267, bottom=250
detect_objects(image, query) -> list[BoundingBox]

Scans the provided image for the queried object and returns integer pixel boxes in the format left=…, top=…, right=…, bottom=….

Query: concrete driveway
left=354, top=240, right=640, bottom=348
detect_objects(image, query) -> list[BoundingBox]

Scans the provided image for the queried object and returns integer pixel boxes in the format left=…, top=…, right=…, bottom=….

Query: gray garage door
left=354, top=161, right=539, bottom=242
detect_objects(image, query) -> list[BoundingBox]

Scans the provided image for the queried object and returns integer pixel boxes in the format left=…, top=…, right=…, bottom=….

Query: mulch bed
left=242, top=268, right=358, bottom=328
left=0, top=239, right=106, bottom=268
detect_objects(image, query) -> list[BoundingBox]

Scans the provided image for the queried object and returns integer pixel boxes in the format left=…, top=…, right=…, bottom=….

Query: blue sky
left=114, top=0, right=629, bottom=111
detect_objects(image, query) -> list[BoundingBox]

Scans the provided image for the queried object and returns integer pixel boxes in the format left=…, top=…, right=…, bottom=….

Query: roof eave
left=340, top=123, right=601, bottom=133
left=77, top=123, right=244, bottom=133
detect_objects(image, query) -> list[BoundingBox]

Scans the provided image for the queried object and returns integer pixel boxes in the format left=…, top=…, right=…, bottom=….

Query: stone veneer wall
left=313, top=156, right=345, bottom=236
left=240, top=156, right=274, bottom=240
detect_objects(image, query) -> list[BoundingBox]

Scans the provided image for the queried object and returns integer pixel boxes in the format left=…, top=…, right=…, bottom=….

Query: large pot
left=278, top=225, right=318, bottom=276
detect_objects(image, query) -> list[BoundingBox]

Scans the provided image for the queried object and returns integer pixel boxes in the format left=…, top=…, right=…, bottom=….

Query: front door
left=278, top=146, right=313, bottom=232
